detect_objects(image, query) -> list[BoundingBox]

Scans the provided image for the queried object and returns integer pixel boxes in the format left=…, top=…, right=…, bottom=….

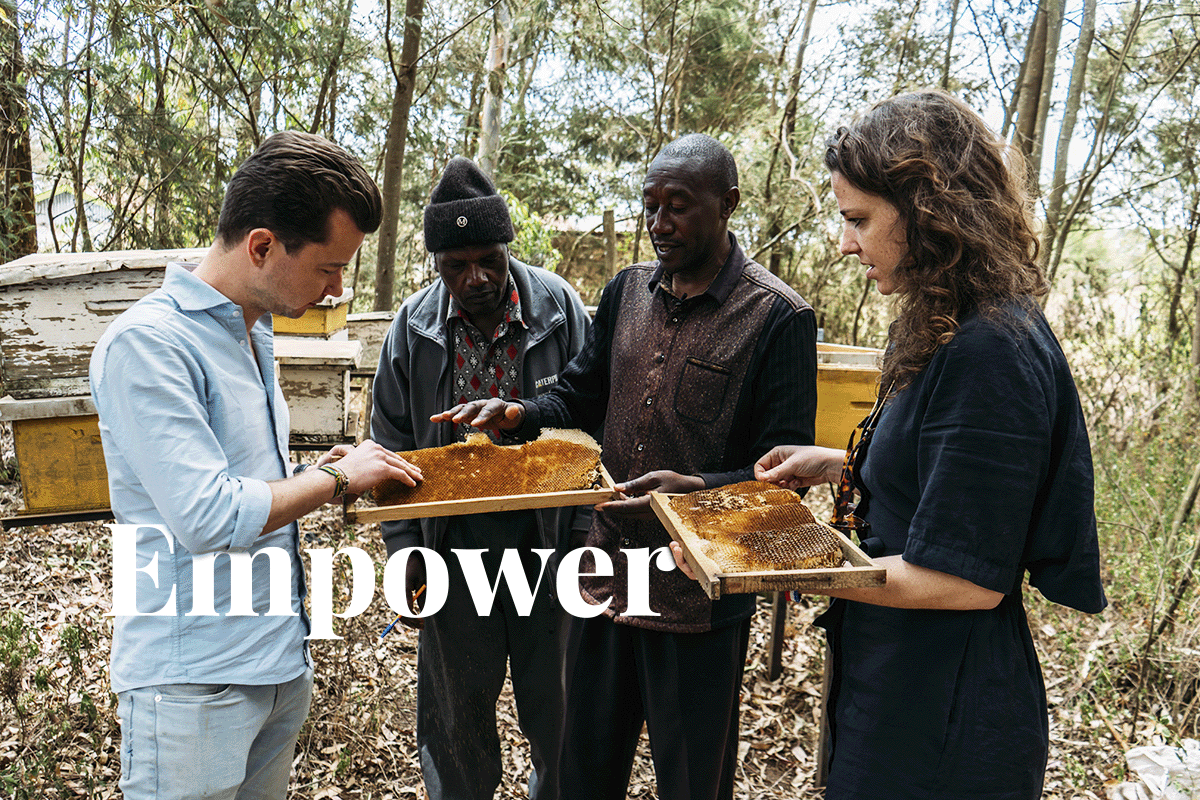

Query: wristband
left=318, top=464, right=349, bottom=500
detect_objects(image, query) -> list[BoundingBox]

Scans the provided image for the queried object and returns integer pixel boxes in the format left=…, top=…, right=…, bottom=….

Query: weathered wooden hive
left=0, top=250, right=204, bottom=519
left=345, top=310, right=395, bottom=371
left=0, top=249, right=206, bottom=399
left=0, top=250, right=366, bottom=520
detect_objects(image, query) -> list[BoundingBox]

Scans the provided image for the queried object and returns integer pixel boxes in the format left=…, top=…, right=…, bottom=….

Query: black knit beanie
left=423, top=156, right=515, bottom=252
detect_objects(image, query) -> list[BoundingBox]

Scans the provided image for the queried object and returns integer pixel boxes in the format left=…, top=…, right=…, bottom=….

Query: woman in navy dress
left=674, top=91, right=1106, bottom=798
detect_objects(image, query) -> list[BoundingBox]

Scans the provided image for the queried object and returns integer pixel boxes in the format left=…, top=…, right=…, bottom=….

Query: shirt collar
left=447, top=273, right=526, bottom=330
left=163, top=262, right=242, bottom=313
left=646, top=232, right=746, bottom=305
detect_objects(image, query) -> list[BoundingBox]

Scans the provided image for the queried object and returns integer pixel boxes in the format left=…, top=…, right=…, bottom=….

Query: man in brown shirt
left=435, top=134, right=818, bottom=800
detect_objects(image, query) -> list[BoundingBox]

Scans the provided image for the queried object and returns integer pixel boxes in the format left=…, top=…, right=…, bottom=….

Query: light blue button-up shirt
left=90, top=264, right=309, bottom=693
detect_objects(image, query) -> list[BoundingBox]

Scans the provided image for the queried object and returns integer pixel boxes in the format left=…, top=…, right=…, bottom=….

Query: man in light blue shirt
left=90, top=131, right=422, bottom=800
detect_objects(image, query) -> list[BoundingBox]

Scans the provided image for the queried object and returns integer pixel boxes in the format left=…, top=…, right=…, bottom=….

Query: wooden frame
left=649, top=491, right=885, bottom=600
left=347, top=465, right=617, bottom=523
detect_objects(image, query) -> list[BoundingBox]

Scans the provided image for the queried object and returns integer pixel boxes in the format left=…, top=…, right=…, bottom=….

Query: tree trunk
left=763, top=0, right=817, bottom=277
left=476, top=0, right=510, bottom=178
left=1040, top=0, right=1095, bottom=281
left=1168, top=193, right=1199, bottom=342
left=1001, top=12, right=1037, bottom=140
left=1046, top=0, right=1148, bottom=290
left=1029, top=0, right=1064, bottom=189
left=603, top=209, right=617, bottom=277
left=374, top=0, right=426, bottom=312
left=72, top=3, right=97, bottom=252
left=1190, top=284, right=1200, bottom=410
left=1012, top=1, right=1048, bottom=185
left=940, top=0, right=960, bottom=90
left=890, top=0, right=923, bottom=93
left=310, top=0, right=355, bottom=135
left=1, top=0, right=37, bottom=260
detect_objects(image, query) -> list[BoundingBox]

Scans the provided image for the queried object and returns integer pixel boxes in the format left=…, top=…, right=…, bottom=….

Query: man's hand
left=266, top=441, right=422, bottom=535
left=599, top=470, right=706, bottom=519
left=401, top=552, right=427, bottom=631
left=321, top=440, right=423, bottom=501
left=754, top=445, right=844, bottom=490
left=430, top=398, right=525, bottom=431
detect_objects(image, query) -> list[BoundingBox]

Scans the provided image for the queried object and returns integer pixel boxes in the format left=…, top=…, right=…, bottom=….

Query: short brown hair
left=217, top=131, right=382, bottom=252
left=825, top=91, right=1046, bottom=390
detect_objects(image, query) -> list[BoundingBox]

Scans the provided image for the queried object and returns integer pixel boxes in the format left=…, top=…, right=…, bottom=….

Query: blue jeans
left=116, top=668, right=314, bottom=799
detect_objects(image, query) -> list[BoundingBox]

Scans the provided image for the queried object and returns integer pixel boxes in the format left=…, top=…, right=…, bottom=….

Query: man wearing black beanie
left=371, top=155, right=592, bottom=800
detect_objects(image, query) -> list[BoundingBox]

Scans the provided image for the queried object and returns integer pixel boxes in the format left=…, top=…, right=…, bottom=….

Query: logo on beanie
left=456, top=216, right=468, bottom=228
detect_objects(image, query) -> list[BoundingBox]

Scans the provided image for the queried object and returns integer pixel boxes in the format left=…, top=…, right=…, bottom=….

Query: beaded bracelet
left=318, top=464, right=349, bottom=500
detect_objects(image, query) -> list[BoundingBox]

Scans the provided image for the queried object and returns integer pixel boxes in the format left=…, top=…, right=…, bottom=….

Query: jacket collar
left=409, top=257, right=566, bottom=348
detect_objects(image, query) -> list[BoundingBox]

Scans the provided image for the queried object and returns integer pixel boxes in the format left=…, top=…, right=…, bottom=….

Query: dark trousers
left=417, top=515, right=567, bottom=800
left=557, top=613, right=752, bottom=800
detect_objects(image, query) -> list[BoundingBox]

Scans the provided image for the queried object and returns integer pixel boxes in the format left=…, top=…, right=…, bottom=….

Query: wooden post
left=816, top=643, right=834, bottom=786
left=603, top=209, right=617, bottom=276
left=767, top=591, right=787, bottom=680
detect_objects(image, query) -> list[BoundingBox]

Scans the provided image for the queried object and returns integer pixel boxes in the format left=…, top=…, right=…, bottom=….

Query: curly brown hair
left=824, top=91, right=1047, bottom=392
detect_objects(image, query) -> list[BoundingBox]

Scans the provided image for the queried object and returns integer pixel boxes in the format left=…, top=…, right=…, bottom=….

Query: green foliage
left=502, top=189, right=561, bottom=272
left=0, top=602, right=111, bottom=796
left=0, top=611, right=37, bottom=715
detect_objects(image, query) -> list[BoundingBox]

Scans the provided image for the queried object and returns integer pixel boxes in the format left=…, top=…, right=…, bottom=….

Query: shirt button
left=655, top=353, right=665, bottom=363
left=622, top=538, right=631, bottom=547
left=670, top=316, right=679, bottom=324
left=644, top=397, right=653, bottom=406
left=636, top=443, right=645, bottom=452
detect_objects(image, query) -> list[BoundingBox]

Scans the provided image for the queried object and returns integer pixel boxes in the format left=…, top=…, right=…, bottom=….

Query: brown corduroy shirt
left=522, top=234, right=818, bottom=632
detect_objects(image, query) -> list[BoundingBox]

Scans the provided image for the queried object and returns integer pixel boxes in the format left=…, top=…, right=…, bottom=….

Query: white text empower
left=107, top=524, right=679, bottom=639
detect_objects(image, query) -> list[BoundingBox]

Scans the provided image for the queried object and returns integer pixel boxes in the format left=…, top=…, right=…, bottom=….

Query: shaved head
left=653, top=134, right=738, bottom=197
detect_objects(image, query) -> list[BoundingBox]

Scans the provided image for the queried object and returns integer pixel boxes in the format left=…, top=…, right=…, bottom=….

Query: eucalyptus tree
left=1, top=0, right=36, bottom=261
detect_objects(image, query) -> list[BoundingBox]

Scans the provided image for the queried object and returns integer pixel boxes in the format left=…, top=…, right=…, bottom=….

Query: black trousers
left=557, top=613, right=752, bottom=800
left=416, top=515, right=567, bottom=800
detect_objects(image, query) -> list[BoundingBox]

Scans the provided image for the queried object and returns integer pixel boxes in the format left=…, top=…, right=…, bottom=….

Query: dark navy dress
left=817, top=301, right=1106, bottom=799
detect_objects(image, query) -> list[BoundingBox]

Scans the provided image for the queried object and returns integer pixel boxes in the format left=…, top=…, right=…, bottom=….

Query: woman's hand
left=599, top=470, right=706, bottom=519
left=754, top=445, right=845, bottom=489
left=669, top=540, right=698, bottom=581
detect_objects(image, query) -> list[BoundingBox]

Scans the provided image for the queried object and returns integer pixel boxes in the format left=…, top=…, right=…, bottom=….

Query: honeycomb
left=669, top=481, right=844, bottom=572
left=371, top=428, right=603, bottom=506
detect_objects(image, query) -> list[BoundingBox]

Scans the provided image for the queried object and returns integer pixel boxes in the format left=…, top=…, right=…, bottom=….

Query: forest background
left=3, top=0, right=1200, bottom=796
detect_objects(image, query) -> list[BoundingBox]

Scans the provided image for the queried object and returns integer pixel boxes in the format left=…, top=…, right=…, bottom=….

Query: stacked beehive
left=0, top=250, right=364, bottom=521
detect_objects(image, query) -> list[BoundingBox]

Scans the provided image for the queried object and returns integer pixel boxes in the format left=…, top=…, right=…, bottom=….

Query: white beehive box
left=274, top=338, right=363, bottom=444
left=0, top=249, right=206, bottom=399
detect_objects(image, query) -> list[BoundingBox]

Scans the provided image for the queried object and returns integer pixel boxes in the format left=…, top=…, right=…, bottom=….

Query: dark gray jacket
left=370, top=257, right=593, bottom=557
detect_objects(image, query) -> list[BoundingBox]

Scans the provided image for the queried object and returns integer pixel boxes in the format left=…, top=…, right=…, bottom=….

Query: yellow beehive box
left=0, top=395, right=110, bottom=514
left=272, top=288, right=353, bottom=338
left=815, top=342, right=882, bottom=450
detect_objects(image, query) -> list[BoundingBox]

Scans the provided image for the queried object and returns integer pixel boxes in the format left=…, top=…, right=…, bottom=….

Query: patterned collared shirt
left=449, top=274, right=527, bottom=442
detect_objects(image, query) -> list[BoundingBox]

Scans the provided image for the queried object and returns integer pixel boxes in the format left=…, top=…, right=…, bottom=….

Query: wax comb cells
left=669, top=481, right=844, bottom=572
left=372, top=428, right=603, bottom=506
